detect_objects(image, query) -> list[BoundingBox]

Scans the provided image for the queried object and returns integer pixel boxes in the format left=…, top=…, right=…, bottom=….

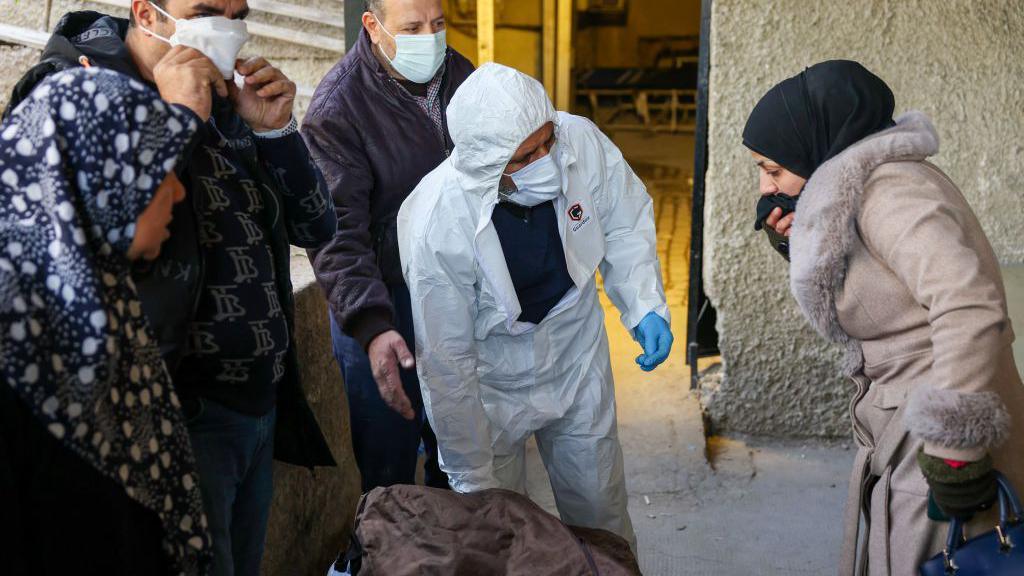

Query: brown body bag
left=338, top=485, right=642, bottom=576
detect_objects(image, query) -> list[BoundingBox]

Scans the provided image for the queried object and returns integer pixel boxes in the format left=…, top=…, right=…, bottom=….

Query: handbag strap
left=943, top=471, right=1023, bottom=567
left=996, top=472, right=1023, bottom=524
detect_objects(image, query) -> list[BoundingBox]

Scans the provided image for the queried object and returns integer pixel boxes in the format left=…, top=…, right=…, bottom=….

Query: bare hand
left=367, top=330, right=416, bottom=420
left=765, top=207, right=795, bottom=237
left=152, top=46, right=227, bottom=122
left=230, top=57, right=296, bottom=132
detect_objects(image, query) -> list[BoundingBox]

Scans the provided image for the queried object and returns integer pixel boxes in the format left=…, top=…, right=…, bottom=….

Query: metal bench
left=576, top=63, right=699, bottom=134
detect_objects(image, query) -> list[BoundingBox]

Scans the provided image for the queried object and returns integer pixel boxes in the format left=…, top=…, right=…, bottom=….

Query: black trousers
left=0, top=384, right=170, bottom=576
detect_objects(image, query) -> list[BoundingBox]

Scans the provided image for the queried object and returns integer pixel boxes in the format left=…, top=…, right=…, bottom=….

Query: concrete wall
left=702, top=0, right=1024, bottom=437
left=0, top=0, right=51, bottom=107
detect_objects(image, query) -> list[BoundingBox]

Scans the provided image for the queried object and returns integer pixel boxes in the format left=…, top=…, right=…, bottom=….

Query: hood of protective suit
left=446, top=63, right=557, bottom=194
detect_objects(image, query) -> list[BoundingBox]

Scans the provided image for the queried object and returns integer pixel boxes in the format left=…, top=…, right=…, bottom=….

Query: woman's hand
left=765, top=207, right=795, bottom=237
left=917, top=450, right=998, bottom=519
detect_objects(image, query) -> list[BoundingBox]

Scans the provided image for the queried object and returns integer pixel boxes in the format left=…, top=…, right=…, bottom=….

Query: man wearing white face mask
left=398, top=63, right=674, bottom=550
left=302, top=0, right=474, bottom=494
left=4, top=2, right=339, bottom=575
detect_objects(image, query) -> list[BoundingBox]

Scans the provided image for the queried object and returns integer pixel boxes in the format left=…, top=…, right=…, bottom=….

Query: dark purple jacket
left=302, top=29, right=474, bottom=349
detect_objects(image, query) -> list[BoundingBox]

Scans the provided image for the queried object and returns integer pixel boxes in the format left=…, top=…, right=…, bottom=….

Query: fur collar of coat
left=788, top=111, right=940, bottom=376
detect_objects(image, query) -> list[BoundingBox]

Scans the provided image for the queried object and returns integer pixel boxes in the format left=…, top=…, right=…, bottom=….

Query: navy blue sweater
left=491, top=201, right=575, bottom=324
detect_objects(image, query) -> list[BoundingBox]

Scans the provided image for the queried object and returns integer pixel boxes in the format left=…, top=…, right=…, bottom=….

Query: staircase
left=0, top=0, right=347, bottom=105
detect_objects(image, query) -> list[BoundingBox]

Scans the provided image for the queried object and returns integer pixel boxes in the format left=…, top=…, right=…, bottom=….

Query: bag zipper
left=574, top=535, right=601, bottom=575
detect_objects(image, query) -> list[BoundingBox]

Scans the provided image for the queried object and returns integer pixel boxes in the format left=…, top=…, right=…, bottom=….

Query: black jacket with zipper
left=302, top=28, right=474, bottom=350
left=4, top=11, right=337, bottom=469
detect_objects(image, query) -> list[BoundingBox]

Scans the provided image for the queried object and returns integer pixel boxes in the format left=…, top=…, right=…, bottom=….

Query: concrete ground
left=523, top=312, right=853, bottom=575
left=520, top=131, right=853, bottom=575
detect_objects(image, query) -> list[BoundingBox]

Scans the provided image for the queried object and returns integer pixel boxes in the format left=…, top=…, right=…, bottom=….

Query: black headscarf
left=743, top=60, right=896, bottom=179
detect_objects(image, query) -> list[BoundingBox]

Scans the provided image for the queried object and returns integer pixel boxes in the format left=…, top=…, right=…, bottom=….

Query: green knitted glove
left=917, top=450, right=998, bottom=519
left=927, top=491, right=950, bottom=522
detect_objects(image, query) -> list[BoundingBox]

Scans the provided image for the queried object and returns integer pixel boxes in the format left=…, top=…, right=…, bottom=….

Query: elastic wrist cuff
left=918, top=449, right=993, bottom=484
left=349, top=309, right=395, bottom=352
left=254, top=116, right=298, bottom=139
left=923, top=442, right=987, bottom=462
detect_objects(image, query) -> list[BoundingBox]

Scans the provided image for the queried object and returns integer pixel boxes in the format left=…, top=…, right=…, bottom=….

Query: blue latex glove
left=633, top=312, right=673, bottom=371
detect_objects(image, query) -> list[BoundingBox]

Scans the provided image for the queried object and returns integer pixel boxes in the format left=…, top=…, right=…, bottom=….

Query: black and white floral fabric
left=0, top=67, right=211, bottom=575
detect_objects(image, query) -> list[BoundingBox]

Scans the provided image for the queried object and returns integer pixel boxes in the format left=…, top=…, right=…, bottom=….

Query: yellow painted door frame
left=555, top=0, right=573, bottom=111
left=476, top=0, right=495, bottom=64
left=477, top=0, right=569, bottom=105
left=542, top=0, right=557, bottom=99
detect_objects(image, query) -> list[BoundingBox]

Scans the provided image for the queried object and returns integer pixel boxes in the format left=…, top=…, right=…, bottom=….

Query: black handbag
left=920, top=472, right=1024, bottom=575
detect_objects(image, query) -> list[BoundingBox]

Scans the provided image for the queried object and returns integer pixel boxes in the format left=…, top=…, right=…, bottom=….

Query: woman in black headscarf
left=747, top=59, right=895, bottom=259
left=0, top=67, right=211, bottom=575
left=743, top=60, right=1024, bottom=575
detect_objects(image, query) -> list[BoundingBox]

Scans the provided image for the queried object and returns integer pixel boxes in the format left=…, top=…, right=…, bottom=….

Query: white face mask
left=140, top=2, right=250, bottom=79
left=501, top=149, right=562, bottom=207
left=376, top=18, right=447, bottom=84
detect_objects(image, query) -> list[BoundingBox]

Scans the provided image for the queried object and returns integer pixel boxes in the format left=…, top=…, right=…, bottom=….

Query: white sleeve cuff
left=449, top=472, right=502, bottom=493
left=253, top=116, right=298, bottom=139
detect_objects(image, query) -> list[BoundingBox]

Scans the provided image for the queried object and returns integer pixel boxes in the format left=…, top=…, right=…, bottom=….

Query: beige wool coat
left=788, top=111, right=1024, bottom=576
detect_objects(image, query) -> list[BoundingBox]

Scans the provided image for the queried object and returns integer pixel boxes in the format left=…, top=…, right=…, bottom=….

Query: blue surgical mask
left=376, top=18, right=447, bottom=84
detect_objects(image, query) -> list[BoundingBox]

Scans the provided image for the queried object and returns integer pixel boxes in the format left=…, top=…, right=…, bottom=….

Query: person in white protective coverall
left=397, top=63, right=673, bottom=547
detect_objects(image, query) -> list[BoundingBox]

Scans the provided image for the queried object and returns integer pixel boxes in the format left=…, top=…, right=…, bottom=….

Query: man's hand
left=367, top=330, right=416, bottom=420
left=230, top=57, right=296, bottom=133
left=765, top=207, right=795, bottom=237
left=152, top=46, right=227, bottom=122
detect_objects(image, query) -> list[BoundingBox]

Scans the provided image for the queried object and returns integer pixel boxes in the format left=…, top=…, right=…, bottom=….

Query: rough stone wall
left=263, top=256, right=361, bottom=576
left=702, top=0, right=1024, bottom=437
left=0, top=0, right=48, bottom=108
left=0, top=44, right=45, bottom=100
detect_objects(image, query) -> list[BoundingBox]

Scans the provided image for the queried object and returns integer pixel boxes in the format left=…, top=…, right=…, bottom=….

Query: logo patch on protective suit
left=569, top=202, right=591, bottom=233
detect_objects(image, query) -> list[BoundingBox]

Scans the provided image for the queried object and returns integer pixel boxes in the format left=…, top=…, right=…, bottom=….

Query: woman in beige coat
left=743, top=60, right=1024, bottom=575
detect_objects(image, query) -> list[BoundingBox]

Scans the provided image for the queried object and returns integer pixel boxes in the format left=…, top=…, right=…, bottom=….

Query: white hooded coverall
left=397, top=63, right=669, bottom=546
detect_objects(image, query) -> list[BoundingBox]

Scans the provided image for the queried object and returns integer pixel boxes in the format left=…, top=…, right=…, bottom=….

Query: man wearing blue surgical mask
left=302, top=0, right=474, bottom=495
left=4, top=2, right=338, bottom=574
